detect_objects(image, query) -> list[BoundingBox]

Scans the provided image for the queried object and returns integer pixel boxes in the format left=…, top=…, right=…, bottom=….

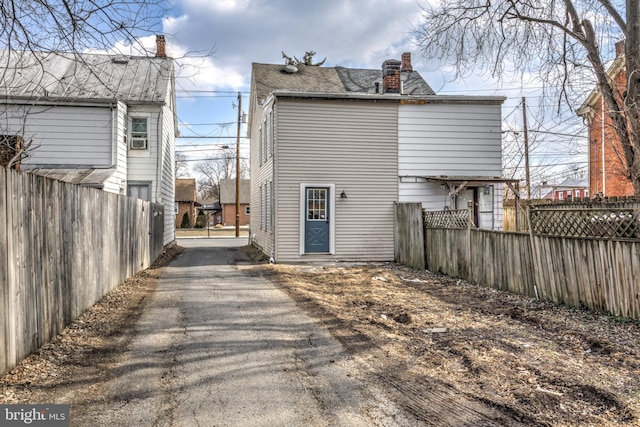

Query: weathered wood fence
left=395, top=202, right=640, bottom=320
left=1, top=167, right=164, bottom=376
left=394, top=202, right=425, bottom=270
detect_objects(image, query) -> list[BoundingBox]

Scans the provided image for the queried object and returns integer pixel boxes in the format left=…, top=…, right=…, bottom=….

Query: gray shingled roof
left=251, top=61, right=435, bottom=104
left=175, top=178, right=197, bottom=202
left=0, top=50, right=173, bottom=103
left=335, top=67, right=434, bottom=96
left=219, top=179, right=250, bottom=204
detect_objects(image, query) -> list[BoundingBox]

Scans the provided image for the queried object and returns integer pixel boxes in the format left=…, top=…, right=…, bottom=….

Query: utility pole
left=522, top=97, right=531, bottom=199
left=235, top=92, right=241, bottom=238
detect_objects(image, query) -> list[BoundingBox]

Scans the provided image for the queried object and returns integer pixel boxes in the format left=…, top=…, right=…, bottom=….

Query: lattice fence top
left=529, top=207, right=640, bottom=239
left=424, top=209, right=475, bottom=229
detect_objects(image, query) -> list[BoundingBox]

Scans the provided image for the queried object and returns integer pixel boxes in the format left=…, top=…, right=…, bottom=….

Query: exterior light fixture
left=340, top=190, right=347, bottom=199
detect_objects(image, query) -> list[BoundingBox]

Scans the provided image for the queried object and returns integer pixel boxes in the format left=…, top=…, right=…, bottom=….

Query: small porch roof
left=400, top=175, right=521, bottom=201
left=25, top=167, right=116, bottom=186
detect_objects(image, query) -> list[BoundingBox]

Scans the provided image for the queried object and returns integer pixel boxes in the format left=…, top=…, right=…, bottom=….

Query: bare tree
left=195, top=147, right=249, bottom=200
left=0, top=1, right=166, bottom=165
left=175, top=153, right=190, bottom=178
left=414, top=1, right=640, bottom=194
left=0, top=0, right=164, bottom=54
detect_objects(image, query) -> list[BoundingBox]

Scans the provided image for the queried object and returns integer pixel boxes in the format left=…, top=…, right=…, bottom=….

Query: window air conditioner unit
left=131, top=138, right=147, bottom=149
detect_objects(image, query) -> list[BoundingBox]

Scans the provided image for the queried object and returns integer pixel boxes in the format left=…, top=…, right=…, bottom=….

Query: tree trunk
left=625, top=0, right=640, bottom=195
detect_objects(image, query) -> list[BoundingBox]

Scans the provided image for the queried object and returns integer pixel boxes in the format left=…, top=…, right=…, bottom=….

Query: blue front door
left=305, top=187, right=330, bottom=253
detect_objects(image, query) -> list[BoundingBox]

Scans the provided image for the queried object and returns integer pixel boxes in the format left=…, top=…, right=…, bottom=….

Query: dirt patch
left=0, top=244, right=183, bottom=405
left=253, top=260, right=640, bottom=426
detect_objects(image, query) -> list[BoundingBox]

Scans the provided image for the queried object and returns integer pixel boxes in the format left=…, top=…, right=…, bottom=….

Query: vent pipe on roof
left=282, top=64, right=298, bottom=74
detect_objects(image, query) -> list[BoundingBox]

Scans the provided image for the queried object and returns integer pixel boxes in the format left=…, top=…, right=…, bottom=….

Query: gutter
left=0, top=96, right=165, bottom=108
left=263, top=90, right=506, bottom=105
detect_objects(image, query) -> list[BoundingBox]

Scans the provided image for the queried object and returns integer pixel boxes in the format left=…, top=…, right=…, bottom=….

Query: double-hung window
left=130, top=117, right=149, bottom=150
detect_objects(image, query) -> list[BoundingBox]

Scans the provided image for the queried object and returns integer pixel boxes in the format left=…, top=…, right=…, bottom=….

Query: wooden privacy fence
left=394, top=203, right=425, bottom=270
left=414, top=203, right=640, bottom=319
left=1, top=167, right=164, bottom=376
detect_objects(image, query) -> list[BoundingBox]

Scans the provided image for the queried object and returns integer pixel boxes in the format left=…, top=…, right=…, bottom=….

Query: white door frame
left=299, top=183, right=335, bottom=256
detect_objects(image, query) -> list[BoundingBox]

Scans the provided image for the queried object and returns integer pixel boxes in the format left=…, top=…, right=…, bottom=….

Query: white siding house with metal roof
left=0, top=37, right=178, bottom=245
left=249, top=53, right=506, bottom=263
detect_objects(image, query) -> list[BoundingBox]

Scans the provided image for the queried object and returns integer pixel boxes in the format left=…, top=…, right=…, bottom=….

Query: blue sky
left=140, top=0, right=588, bottom=186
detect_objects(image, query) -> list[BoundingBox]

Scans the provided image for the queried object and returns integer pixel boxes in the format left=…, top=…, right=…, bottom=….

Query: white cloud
left=163, top=0, right=426, bottom=91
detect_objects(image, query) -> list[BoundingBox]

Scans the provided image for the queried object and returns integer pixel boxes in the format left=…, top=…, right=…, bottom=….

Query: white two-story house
left=249, top=52, right=506, bottom=263
left=0, top=36, right=177, bottom=245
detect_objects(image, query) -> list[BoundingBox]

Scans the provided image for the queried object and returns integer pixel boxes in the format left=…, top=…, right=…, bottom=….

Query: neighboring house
left=0, top=35, right=178, bottom=246
left=219, top=178, right=250, bottom=226
left=175, top=178, right=198, bottom=228
left=577, top=40, right=633, bottom=197
left=249, top=52, right=507, bottom=263
left=549, top=178, right=589, bottom=201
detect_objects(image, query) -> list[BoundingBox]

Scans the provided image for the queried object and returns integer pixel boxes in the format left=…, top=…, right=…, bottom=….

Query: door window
left=307, top=189, right=327, bottom=220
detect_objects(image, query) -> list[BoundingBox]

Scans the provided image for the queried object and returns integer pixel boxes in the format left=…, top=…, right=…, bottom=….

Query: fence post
left=526, top=203, right=540, bottom=300
left=467, top=201, right=473, bottom=274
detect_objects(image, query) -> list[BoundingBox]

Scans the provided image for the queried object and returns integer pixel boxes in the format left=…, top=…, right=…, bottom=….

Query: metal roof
left=0, top=50, right=173, bottom=103
left=25, top=167, right=116, bottom=185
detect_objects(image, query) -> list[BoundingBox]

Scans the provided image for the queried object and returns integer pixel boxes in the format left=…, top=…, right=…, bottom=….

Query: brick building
left=219, top=178, right=250, bottom=226
left=175, top=178, right=198, bottom=228
left=577, top=41, right=634, bottom=197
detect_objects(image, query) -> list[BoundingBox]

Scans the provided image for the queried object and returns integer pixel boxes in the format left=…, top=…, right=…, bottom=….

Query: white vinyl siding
left=103, top=101, right=128, bottom=195
left=127, top=108, right=159, bottom=197
left=398, top=103, right=503, bottom=212
left=158, top=88, right=177, bottom=245
left=250, top=102, right=275, bottom=256
left=275, top=99, right=398, bottom=262
left=127, top=102, right=175, bottom=246
left=5, top=105, right=113, bottom=166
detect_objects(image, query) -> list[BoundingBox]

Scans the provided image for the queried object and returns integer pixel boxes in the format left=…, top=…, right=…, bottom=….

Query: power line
left=177, top=136, right=248, bottom=139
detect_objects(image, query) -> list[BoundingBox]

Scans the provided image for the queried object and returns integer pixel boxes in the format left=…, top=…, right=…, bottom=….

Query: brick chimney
left=156, top=35, right=166, bottom=58
left=382, top=59, right=401, bottom=93
left=615, top=40, right=625, bottom=57
left=401, top=52, right=412, bottom=72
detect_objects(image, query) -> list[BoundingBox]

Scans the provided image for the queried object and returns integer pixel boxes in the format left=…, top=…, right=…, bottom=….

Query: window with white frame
left=258, top=127, right=263, bottom=166
left=130, top=116, right=149, bottom=150
left=269, top=180, right=274, bottom=231
left=267, top=110, right=273, bottom=159
left=128, top=182, right=151, bottom=201
left=266, top=181, right=270, bottom=232
left=262, top=118, right=267, bottom=163
left=260, top=185, right=264, bottom=230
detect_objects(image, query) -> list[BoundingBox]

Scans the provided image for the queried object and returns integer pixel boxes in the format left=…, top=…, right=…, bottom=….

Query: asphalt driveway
left=72, top=238, right=412, bottom=426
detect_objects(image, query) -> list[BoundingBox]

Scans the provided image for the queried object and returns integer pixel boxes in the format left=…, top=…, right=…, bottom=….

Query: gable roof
left=251, top=62, right=435, bottom=105
left=556, top=177, right=588, bottom=189
left=175, top=178, right=197, bottom=202
left=219, top=179, right=250, bottom=204
left=0, top=50, right=174, bottom=104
